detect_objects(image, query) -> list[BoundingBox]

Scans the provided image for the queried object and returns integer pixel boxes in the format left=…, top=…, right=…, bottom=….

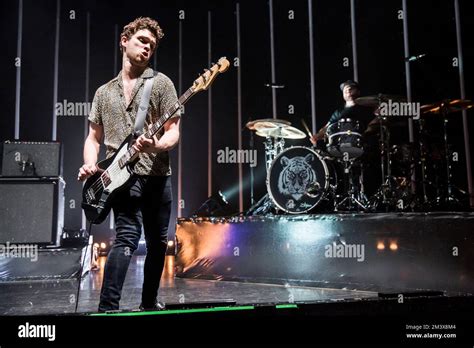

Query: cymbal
left=367, top=116, right=407, bottom=127
left=355, top=94, right=407, bottom=108
left=421, top=99, right=474, bottom=115
left=364, top=116, right=407, bottom=134
left=256, top=125, right=306, bottom=139
left=246, top=118, right=291, bottom=130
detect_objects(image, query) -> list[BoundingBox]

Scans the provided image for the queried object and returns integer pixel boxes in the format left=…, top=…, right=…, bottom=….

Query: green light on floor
left=90, top=305, right=255, bottom=317
left=275, top=304, right=298, bottom=309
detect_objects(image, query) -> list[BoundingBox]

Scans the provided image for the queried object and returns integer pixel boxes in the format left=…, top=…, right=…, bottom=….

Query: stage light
left=389, top=242, right=398, bottom=251
left=100, top=242, right=106, bottom=250
left=377, top=242, right=385, bottom=250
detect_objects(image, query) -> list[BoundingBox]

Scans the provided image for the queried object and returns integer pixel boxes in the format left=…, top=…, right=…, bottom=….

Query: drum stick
left=301, top=119, right=313, bottom=138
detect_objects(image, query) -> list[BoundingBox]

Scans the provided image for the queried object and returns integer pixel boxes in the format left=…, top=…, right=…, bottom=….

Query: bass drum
left=267, top=146, right=336, bottom=214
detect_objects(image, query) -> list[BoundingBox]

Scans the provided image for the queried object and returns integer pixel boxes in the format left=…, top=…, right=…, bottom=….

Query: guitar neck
left=144, top=87, right=194, bottom=140
left=117, top=87, right=195, bottom=168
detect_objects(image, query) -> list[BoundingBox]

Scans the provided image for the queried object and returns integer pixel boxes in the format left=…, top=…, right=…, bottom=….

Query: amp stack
left=0, top=141, right=64, bottom=246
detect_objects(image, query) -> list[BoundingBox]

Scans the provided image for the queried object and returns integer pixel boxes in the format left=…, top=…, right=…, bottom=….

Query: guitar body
left=81, top=134, right=135, bottom=224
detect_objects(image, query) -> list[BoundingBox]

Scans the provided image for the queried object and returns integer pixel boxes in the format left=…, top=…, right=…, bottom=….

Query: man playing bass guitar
left=78, top=17, right=180, bottom=312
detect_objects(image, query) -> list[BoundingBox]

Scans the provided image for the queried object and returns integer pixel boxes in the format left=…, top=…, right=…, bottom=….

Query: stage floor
left=0, top=255, right=378, bottom=315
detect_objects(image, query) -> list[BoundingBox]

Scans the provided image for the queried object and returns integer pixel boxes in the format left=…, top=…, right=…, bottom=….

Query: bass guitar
left=82, top=57, right=230, bottom=224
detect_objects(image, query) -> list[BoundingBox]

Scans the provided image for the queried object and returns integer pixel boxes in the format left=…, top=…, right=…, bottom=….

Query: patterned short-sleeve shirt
left=88, top=67, right=180, bottom=176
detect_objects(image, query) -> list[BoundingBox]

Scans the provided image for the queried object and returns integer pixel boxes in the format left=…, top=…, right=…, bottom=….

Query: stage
left=1, top=254, right=473, bottom=344
left=175, top=212, right=474, bottom=293
left=1, top=211, right=473, bottom=315
left=1, top=210, right=474, bottom=344
left=0, top=255, right=378, bottom=315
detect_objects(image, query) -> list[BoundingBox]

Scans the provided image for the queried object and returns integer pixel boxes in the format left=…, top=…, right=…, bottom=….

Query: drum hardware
left=355, top=92, right=409, bottom=212
left=249, top=122, right=255, bottom=205
left=416, top=117, right=431, bottom=208
left=245, top=118, right=291, bottom=130
left=245, top=118, right=291, bottom=209
left=333, top=156, right=368, bottom=212
left=243, top=99, right=473, bottom=215
left=244, top=138, right=290, bottom=216
left=262, top=136, right=285, bottom=170
left=245, top=119, right=308, bottom=215
left=355, top=94, right=407, bottom=109
left=420, top=99, right=474, bottom=209
left=325, top=118, right=364, bottom=159
left=245, top=191, right=276, bottom=216
left=250, top=120, right=306, bottom=169
left=365, top=115, right=405, bottom=212
left=310, top=117, right=368, bottom=212
left=255, top=125, right=307, bottom=140
left=420, top=99, right=473, bottom=115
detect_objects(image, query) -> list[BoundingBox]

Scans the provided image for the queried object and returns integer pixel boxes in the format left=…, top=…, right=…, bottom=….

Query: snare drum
left=326, top=118, right=364, bottom=158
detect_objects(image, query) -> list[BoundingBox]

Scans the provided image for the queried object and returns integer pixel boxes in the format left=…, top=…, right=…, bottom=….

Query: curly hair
left=120, top=17, right=164, bottom=52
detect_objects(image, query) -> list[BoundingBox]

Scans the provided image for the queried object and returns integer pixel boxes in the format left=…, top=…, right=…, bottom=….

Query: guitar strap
left=133, top=72, right=157, bottom=138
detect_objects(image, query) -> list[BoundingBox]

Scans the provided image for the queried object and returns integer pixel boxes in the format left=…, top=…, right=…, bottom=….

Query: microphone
left=264, top=83, right=285, bottom=89
left=405, top=54, right=426, bottom=62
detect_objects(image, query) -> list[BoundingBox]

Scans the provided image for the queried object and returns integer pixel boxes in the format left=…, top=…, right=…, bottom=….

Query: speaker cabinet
left=1, top=141, right=62, bottom=177
left=0, top=178, right=65, bottom=245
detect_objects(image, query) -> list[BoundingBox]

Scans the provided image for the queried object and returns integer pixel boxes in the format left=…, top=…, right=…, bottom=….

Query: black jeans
left=98, top=175, right=172, bottom=312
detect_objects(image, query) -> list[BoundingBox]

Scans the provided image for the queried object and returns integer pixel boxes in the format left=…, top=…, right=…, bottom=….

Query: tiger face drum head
left=267, top=147, right=330, bottom=214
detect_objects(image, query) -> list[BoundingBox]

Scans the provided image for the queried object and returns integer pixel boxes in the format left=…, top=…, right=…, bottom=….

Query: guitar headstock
left=192, top=57, right=230, bottom=93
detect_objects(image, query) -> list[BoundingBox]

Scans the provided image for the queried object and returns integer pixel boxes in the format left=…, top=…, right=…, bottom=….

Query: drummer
left=310, top=80, right=373, bottom=145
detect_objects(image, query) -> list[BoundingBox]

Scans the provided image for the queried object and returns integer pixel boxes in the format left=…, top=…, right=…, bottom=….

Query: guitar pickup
left=86, top=189, right=95, bottom=203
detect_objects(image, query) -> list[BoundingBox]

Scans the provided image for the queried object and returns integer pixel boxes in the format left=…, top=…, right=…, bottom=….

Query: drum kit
left=244, top=96, right=473, bottom=215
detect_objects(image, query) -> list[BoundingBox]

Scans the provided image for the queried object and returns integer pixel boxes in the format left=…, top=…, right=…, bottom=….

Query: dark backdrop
left=1, top=0, right=473, bottom=244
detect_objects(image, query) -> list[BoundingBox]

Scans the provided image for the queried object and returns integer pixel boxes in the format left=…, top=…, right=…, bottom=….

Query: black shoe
left=139, top=300, right=165, bottom=311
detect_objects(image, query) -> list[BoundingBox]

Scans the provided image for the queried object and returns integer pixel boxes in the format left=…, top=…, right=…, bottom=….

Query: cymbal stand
left=436, top=104, right=462, bottom=207
left=246, top=135, right=283, bottom=216
left=250, top=129, right=255, bottom=205
left=378, top=117, right=393, bottom=205
left=417, top=118, right=430, bottom=206
left=359, top=163, right=369, bottom=206
left=368, top=117, right=399, bottom=211
left=264, top=134, right=284, bottom=170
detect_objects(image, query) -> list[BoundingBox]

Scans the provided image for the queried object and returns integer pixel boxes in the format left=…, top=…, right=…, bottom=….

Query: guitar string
left=86, top=108, right=179, bottom=197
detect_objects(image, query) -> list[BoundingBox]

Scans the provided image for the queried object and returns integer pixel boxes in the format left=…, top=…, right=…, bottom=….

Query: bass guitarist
left=77, top=17, right=180, bottom=312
